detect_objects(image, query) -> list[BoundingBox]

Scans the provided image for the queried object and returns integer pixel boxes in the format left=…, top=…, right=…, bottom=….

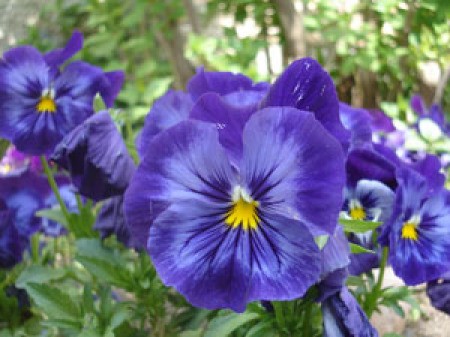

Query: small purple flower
left=380, top=168, right=450, bottom=285
left=342, top=180, right=394, bottom=276
left=0, top=31, right=124, bottom=155
left=51, top=111, right=135, bottom=201
left=322, top=287, right=379, bottom=337
left=343, top=180, right=394, bottom=223
left=125, top=107, right=345, bottom=312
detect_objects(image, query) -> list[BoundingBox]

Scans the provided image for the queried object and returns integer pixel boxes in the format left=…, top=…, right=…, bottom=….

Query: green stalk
left=40, top=156, right=70, bottom=222
left=366, top=247, right=389, bottom=317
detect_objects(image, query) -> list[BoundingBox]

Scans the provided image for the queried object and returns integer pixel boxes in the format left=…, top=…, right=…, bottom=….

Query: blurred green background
left=2, top=0, right=450, bottom=123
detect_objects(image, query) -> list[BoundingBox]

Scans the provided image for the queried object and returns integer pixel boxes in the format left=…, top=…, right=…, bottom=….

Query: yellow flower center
left=225, top=186, right=260, bottom=230
left=350, top=207, right=366, bottom=220
left=401, top=215, right=420, bottom=241
left=36, top=96, right=56, bottom=113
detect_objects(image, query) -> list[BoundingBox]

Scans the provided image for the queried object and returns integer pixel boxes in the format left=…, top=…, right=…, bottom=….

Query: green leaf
left=339, top=218, right=382, bottom=233
left=204, top=312, right=259, bottom=337
left=36, top=207, right=68, bottom=228
left=76, top=256, right=130, bottom=288
left=245, top=321, right=275, bottom=337
left=76, top=239, right=125, bottom=265
left=26, top=283, right=81, bottom=322
left=16, top=265, right=66, bottom=289
left=0, top=138, right=9, bottom=160
left=109, top=305, right=131, bottom=330
left=314, top=235, right=329, bottom=250
left=349, top=243, right=375, bottom=254
left=179, top=330, right=204, bottom=337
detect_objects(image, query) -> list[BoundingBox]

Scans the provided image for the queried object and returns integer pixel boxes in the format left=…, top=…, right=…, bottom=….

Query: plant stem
left=303, top=301, right=312, bottom=337
left=40, top=156, right=70, bottom=222
left=366, top=247, right=389, bottom=317
left=31, top=233, right=40, bottom=264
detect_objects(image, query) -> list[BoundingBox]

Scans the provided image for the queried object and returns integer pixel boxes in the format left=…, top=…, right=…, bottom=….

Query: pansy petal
left=410, top=94, right=426, bottom=115
left=321, top=226, right=350, bottom=277
left=0, top=171, right=47, bottom=239
left=187, top=67, right=268, bottom=101
left=190, top=93, right=255, bottom=163
left=51, top=111, right=135, bottom=201
left=0, top=199, right=22, bottom=268
left=346, top=147, right=397, bottom=189
left=138, top=90, right=193, bottom=158
left=369, top=109, right=396, bottom=132
left=427, top=278, right=450, bottom=314
left=246, top=212, right=321, bottom=303
left=241, top=107, right=345, bottom=234
left=0, top=47, right=48, bottom=142
left=149, top=200, right=320, bottom=312
left=94, top=196, right=135, bottom=248
left=223, top=90, right=266, bottom=107
left=125, top=120, right=234, bottom=248
left=261, top=58, right=350, bottom=146
left=339, top=103, right=372, bottom=148
left=44, top=30, right=83, bottom=70
left=322, top=288, right=379, bottom=337
left=99, top=70, right=125, bottom=108
left=408, top=154, right=445, bottom=193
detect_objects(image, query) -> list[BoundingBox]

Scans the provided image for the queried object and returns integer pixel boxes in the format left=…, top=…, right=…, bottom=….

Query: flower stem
left=366, top=247, right=389, bottom=317
left=40, top=156, right=70, bottom=222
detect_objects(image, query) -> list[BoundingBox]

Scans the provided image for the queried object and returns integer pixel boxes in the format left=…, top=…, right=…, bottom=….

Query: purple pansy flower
left=322, top=287, right=379, bottom=337
left=342, top=180, right=394, bottom=276
left=125, top=106, right=345, bottom=312
left=380, top=168, right=450, bottom=285
left=0, top=31, right=124, bottom=155
left=51, top=111, right=135, bottom=201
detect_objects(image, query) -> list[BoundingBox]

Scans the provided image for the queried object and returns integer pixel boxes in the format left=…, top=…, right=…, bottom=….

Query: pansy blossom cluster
left=2, top=30, right=450, bottom=336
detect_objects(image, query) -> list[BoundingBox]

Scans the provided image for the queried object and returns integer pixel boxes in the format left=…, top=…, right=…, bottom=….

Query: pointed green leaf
left=349, top=243, right=375, bottom=254
left=204, top=312, right=259, bottom=337
left=339, top=218, right=382, bottom=233
left=16, top=265, right=67, bottom=289
left=26, top=283, right=81, bottom=322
